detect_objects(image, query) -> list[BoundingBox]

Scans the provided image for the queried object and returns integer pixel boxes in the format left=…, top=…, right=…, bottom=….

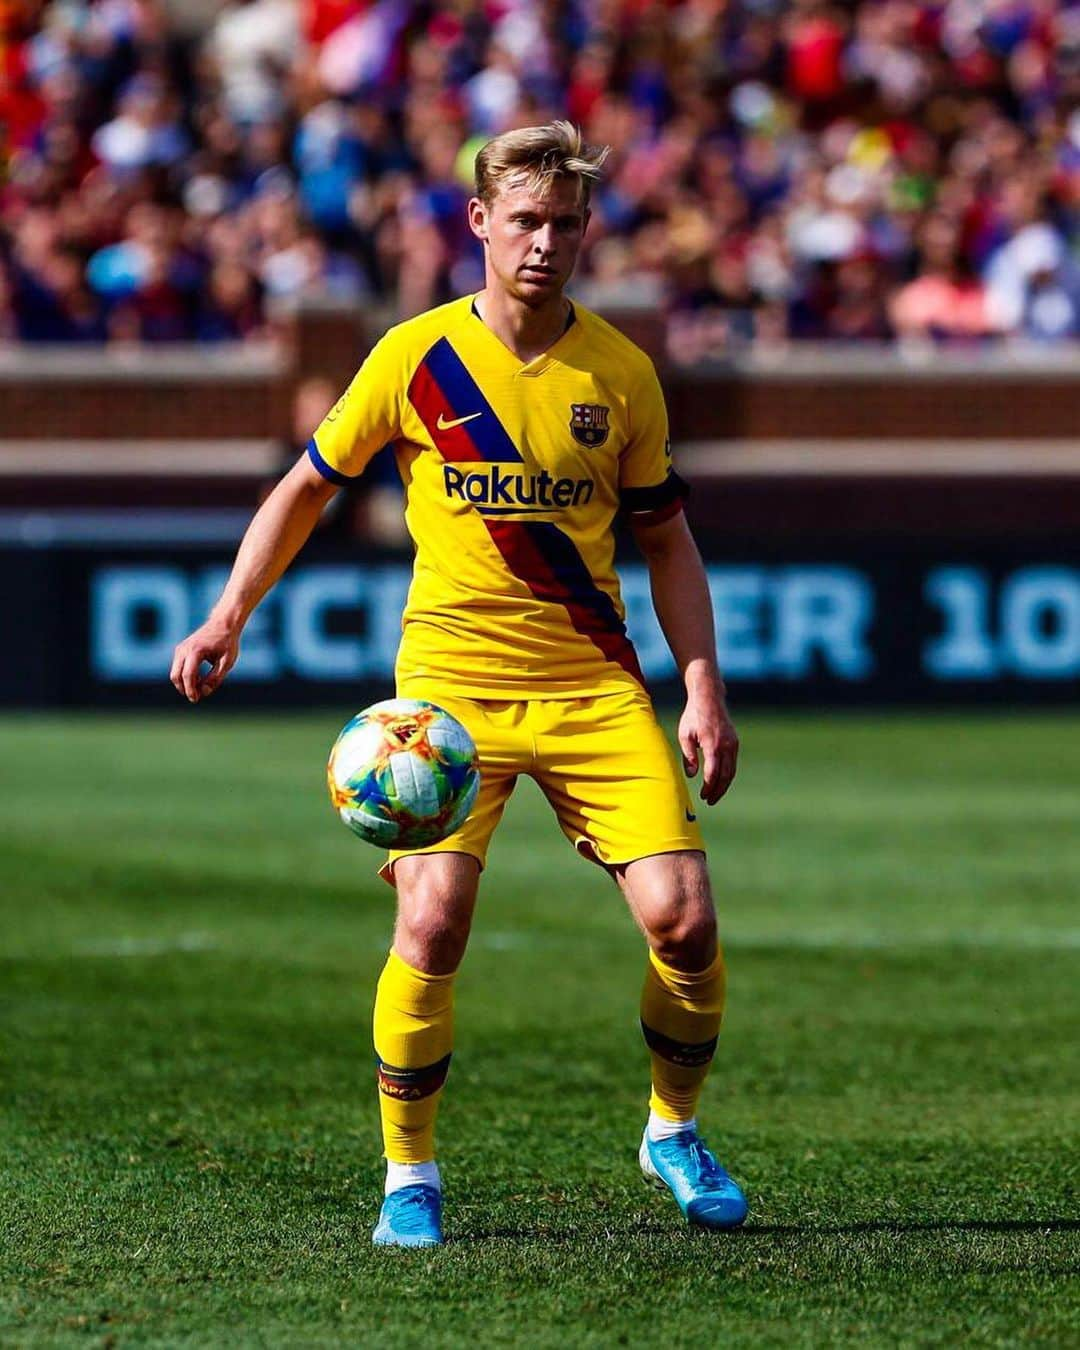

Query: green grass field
left=2, top=712, right=1078, bottom=1348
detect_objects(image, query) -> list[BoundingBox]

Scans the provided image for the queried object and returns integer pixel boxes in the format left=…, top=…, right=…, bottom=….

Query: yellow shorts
left=381, top=682, right=705, bottom=881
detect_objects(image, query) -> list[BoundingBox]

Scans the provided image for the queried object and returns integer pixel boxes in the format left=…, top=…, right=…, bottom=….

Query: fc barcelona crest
left=569, top=403, right=610, bottom=448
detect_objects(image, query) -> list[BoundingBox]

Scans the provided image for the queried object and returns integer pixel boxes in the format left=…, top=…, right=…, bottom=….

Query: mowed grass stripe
left=1, top=713, right=1078, bottom=1347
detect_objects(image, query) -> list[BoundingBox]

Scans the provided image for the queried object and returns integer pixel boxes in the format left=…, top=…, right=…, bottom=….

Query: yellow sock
left=373, top=950, right=455, bottom=1164
left=640, top=946, right=726, bottom=1122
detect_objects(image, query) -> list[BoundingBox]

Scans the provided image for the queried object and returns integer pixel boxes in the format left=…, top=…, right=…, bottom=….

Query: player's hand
left=678, top=693, right=739, bottom=806
left=170, top=617, right=240, bottom=704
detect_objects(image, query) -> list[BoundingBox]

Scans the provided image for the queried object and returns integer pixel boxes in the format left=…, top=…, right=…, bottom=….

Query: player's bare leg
left=391, top=851, right=479, bottom=975
left=619, top=849, right=718, bottom=969
left=617, top=850, right=748, bottom=1229
left=618, top=851, right=722, bottom=1122
left=372, top=851, right=479, bottom=1247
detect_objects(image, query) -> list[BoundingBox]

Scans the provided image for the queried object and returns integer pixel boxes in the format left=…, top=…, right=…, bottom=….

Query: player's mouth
left=520, top=266, right=558, bottom=283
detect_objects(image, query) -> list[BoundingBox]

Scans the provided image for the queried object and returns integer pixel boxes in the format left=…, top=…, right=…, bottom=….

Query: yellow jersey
left=308, top=294, right=686, bottom=698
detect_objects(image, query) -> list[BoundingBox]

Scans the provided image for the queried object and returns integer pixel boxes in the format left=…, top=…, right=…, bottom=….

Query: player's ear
left=467, top=196, right=489, bottom=245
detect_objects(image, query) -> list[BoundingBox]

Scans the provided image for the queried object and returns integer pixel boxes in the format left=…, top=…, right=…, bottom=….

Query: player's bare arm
left=170, top=454, right=339, bottom=703
left=633, top=510, right=738, bottom=804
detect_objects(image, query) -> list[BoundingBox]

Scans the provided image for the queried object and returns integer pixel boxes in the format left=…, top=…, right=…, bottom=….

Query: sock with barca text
left=373, top=950, right=455, bottom=1191
left=639, top=945, right=726, bottom=1129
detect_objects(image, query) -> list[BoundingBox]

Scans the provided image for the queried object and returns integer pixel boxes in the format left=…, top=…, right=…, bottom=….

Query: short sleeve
left=307, top=329, right=408, bottom=484
left=618, top=356, right=689, bottom=522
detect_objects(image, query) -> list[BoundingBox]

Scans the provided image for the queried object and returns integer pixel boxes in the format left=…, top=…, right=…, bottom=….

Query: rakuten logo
left=443, top=464, right=594, bottom=509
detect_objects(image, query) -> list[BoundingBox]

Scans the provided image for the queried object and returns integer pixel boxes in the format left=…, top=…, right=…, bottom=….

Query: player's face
left=469, top=176, right=589, bottom=307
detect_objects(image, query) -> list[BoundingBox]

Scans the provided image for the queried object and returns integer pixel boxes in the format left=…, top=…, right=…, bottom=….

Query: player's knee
left=393, top=857, right=477, bottom=974
left=394, top=902, right=471, bottom=973
left=626, top=853, right=718, bottom=969
left=650, top=901, right=718, bottom=970
left=394, top=918, right=467, bottom=972
left=643, top=864, right=718, bottom=968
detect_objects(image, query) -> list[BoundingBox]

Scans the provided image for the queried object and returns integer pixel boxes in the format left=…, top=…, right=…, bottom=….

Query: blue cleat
left=372, top=1184, right=443, bottom=1248
left=640, top=1129, right=748, bottom=1230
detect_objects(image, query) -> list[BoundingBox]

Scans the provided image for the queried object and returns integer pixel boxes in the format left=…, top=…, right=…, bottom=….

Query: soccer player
left=170, top=122, right=747, bottom=1247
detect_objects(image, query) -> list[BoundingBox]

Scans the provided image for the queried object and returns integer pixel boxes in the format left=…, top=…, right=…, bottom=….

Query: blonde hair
left=475, top=121, right=610, bottom=207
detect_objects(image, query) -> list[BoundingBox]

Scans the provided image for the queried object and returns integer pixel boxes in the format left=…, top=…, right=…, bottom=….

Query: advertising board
left=5, top=542, right=1079, bottom=707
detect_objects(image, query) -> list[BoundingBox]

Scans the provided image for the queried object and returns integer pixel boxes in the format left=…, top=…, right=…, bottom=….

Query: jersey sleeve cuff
left=307, top=437, right=355, bottom=487
left=620, top=470, right=690, bottom=519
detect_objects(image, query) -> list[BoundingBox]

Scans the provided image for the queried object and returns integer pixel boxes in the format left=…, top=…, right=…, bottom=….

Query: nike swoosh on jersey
left=436, top=411, right=483, bottom=430
left=410, top=337, right=518, bottom=462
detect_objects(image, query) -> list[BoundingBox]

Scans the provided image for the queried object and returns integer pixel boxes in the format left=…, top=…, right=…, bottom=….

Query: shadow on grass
left=748, top=1219, right=1080, bottom=1236
left=453, top=1218, right=1080, bottom=1244
left=450, top=1221, right=674, bottom=1244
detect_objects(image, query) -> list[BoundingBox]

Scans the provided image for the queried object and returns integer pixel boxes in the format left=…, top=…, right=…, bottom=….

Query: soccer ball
left=326, top=698, right=480, bottom=849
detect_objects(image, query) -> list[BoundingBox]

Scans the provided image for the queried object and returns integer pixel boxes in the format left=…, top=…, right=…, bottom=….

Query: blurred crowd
left=1, top=0, right=1077, bottom=360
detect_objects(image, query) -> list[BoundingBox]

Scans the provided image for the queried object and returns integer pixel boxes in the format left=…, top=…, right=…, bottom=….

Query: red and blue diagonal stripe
left=485, top=518, right=645, bottom=683
left=408, top=337, right=519, bottom=464
left=408, top=337, right=644, bottom=685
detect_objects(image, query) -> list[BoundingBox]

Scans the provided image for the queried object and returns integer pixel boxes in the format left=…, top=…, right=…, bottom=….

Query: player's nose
left=532, top=224, right=557, bottom=256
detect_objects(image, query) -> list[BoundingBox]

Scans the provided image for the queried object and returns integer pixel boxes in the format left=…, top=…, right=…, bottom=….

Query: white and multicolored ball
left=326, top=698, right=480, bottom=849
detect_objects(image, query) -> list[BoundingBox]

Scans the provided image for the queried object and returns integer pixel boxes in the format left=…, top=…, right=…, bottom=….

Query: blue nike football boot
left=372, top=1184, right=443, bottom=1247
left=640, top=1129, right=749, bottom=1230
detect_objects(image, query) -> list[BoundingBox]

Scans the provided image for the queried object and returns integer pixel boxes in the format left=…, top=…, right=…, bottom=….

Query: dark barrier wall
left=665, top=362, right=1080, bottom=441
left=6, top=540, right=1079, bottom=708
left=2, top=333, right=1077, bottom=443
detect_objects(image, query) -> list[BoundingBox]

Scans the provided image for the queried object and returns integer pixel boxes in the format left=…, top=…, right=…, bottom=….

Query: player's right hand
left=170, top=619, right=240, bottom=704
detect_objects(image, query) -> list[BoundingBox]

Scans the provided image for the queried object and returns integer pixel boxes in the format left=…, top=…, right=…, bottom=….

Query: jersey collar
left=468, top=295, right=578, bottom=377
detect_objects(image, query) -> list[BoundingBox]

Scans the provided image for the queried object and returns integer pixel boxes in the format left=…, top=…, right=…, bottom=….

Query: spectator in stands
left=986, top=218, right=1080, bottom=341
left=8, top=206, right=105, bottom=341
left=90, top=73, right=189, bottom=180
left=209, top=0, right=299, bottom=126
left=85, top=200, right=201, bottom=342
left=784, top=0, right=849, bottom=121
left=197, top=260, right=266, bottom=341
left=13, top=243, right=107, bottom=342
left=891, top=211, right=1000, bottom=343
left=826, top=252, right=894, bottom=341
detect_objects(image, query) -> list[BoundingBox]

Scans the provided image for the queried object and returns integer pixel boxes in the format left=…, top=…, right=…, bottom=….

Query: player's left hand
left=678, top=693, right=739, bottom=805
